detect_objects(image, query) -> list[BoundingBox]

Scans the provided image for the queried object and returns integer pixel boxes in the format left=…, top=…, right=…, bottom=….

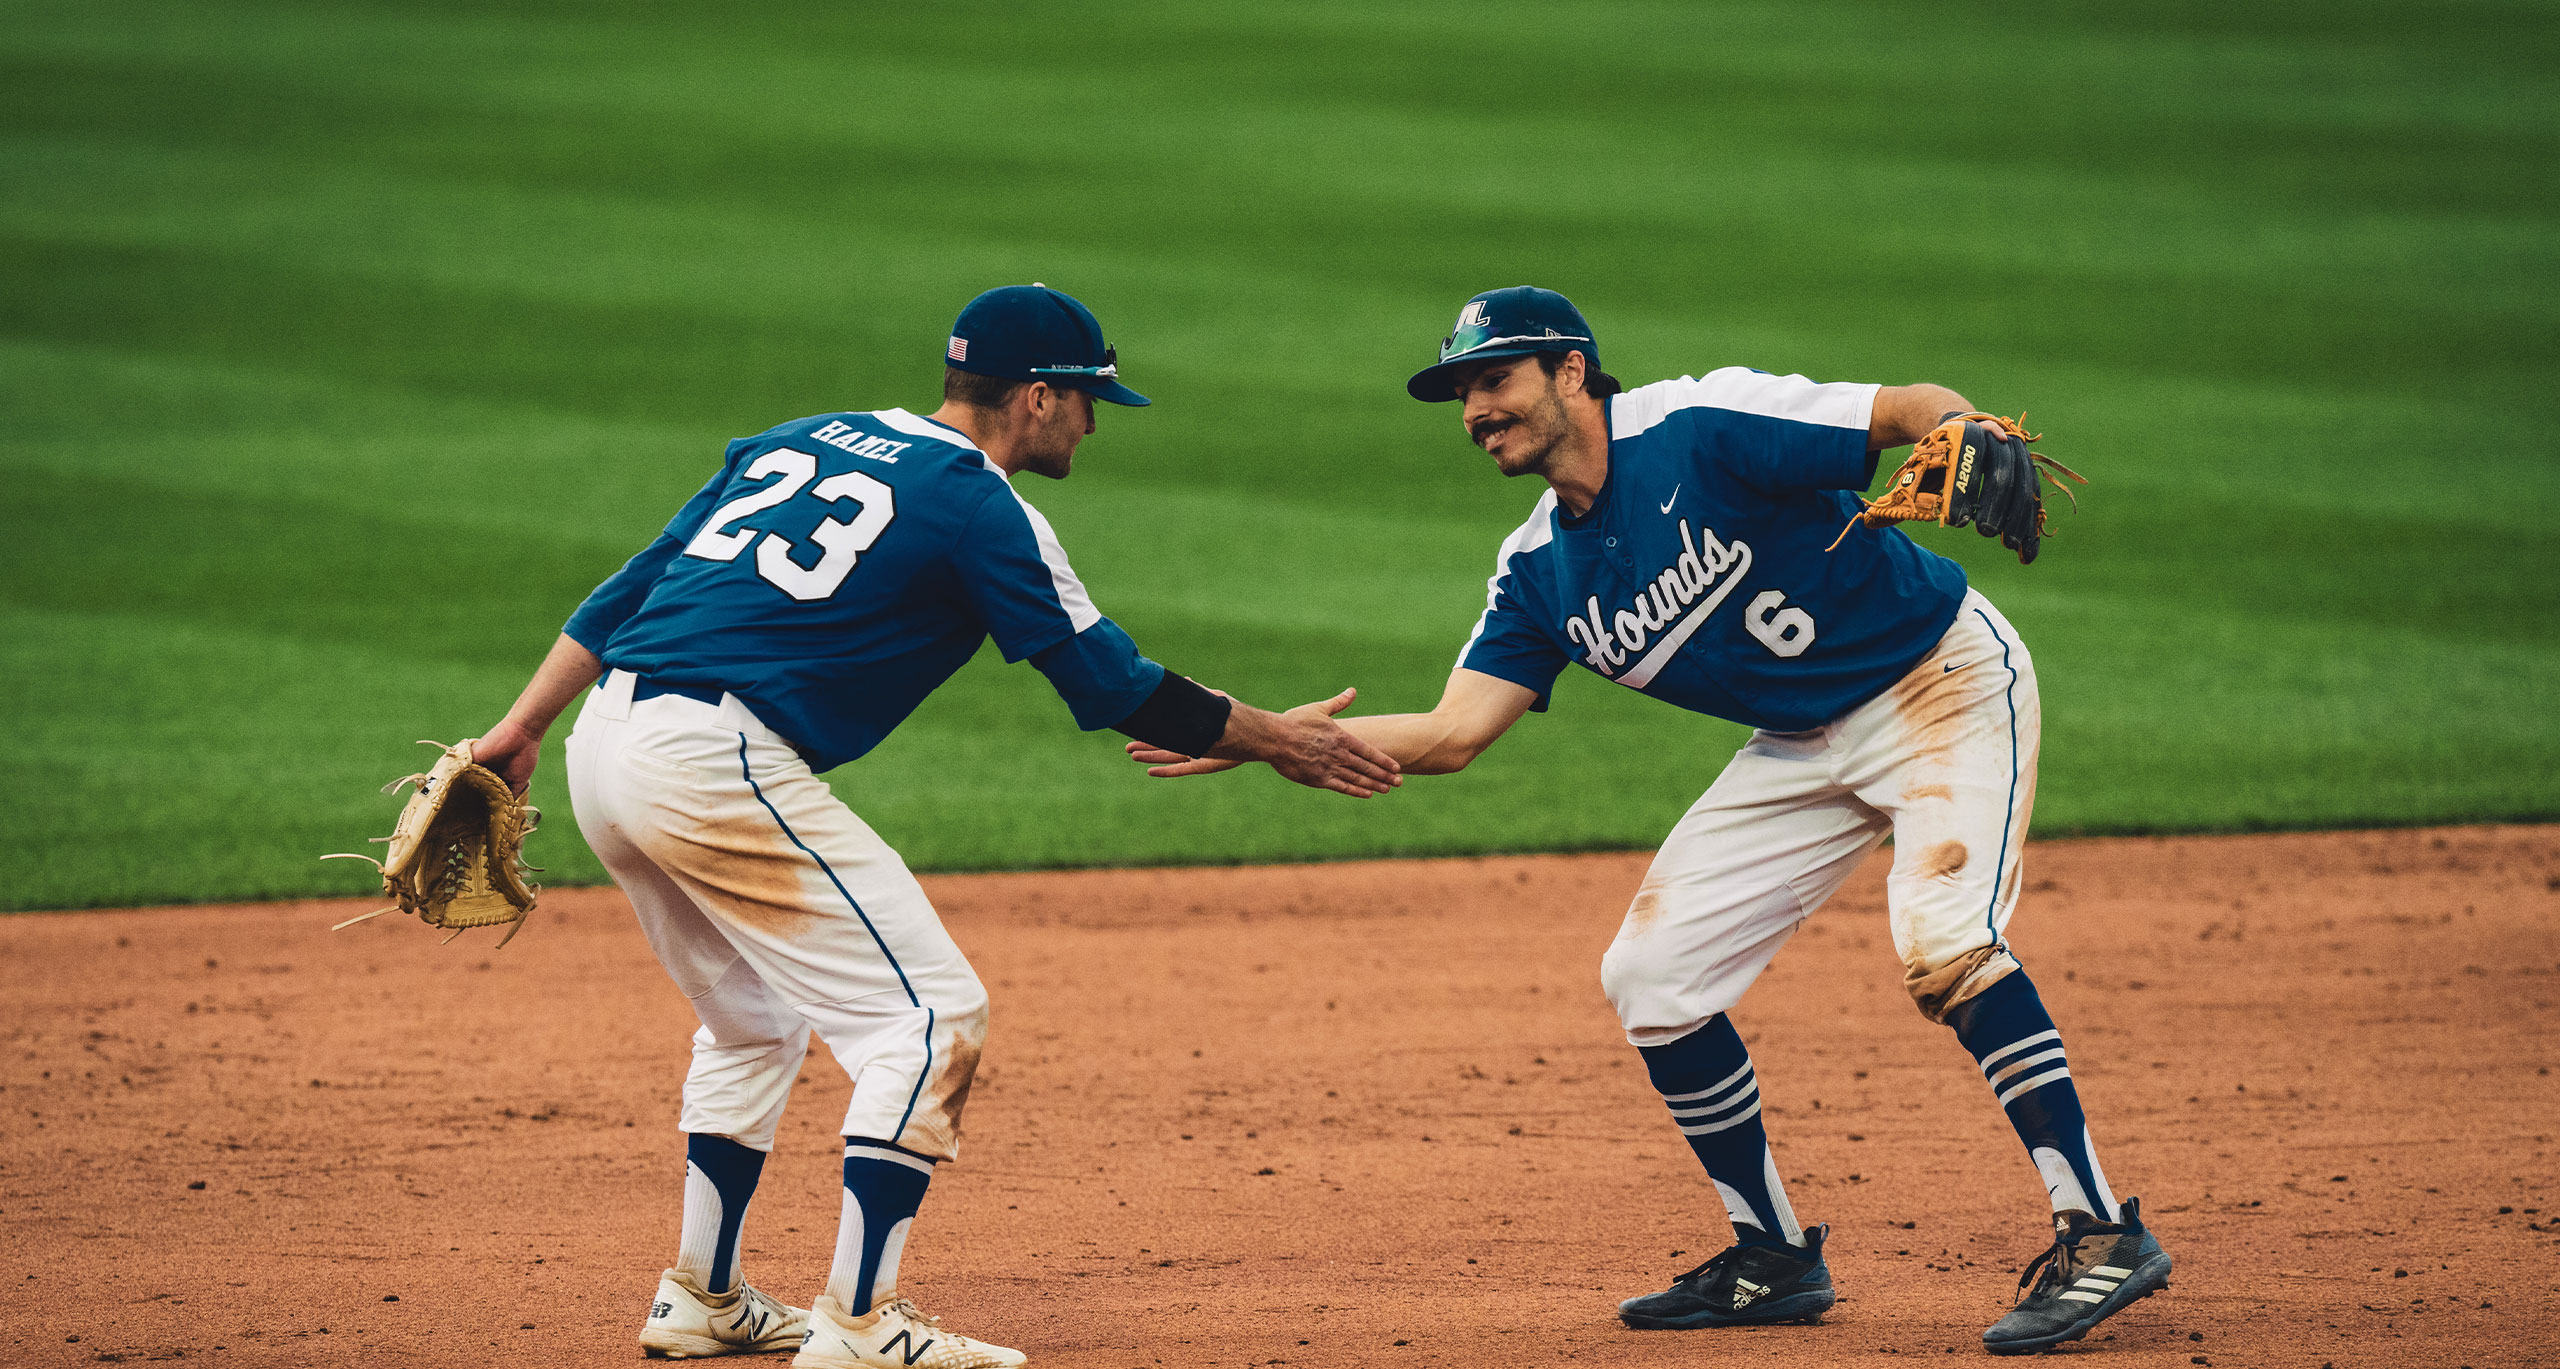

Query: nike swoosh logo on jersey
left=1660, top=484, right=1681, bottom=514
left=1943, top=661, right=1963, bottom=673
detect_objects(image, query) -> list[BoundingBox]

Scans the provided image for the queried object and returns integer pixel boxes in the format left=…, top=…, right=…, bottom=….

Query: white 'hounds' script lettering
left=1563, top=519, right=1756, bottom=691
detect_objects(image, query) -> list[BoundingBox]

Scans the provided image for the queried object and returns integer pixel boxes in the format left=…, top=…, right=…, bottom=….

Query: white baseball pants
left=567, top=669, right=987, bottom=1160
left=1602, top=589, right=2039, bottom=1043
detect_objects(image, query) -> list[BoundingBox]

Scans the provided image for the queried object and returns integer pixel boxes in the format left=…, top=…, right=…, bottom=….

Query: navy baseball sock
left=1639, top=1015, right=1805, bottom=1249
left=675, top=1133, right=768, bottom=1295
left=1946, top=971, right=2120, bottom=1221
left=828, top=1137, right=936, bottom=1314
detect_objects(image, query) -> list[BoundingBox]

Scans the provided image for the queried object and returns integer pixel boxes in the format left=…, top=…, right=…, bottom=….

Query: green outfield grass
left=3, top=0, right=2555, bottom=910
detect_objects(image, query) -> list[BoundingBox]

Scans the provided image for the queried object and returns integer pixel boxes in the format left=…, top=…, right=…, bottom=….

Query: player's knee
left=689, top=1014, right=810, bottom=1066
left=1904, top=944, right=2021, bottom=1023
left=940, top=973, right=991, bottom=1038
left=1597, top=937, right=1644, bottom=1014
left=1599, top=936, right=1684, bottom=1032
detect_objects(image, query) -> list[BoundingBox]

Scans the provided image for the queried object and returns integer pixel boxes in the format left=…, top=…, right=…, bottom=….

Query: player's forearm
left=1335, top=670, right=1535, bottom=774
left=1337, top=711, right=1481, bottom=775
left=1202, top=701, right=1303, bottom=764
left=496, top=634, right=606, bottom=740
left=1870, top=383, right=1974, bottom=450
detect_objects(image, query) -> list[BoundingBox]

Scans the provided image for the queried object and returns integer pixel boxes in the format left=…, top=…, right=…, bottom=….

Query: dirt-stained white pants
left=1601, top=589, right=2039, bottom=1044
left=567, top=669, right=987, bottom=1160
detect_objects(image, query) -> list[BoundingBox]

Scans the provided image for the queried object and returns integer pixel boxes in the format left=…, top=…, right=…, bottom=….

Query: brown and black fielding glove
left=1829, top=412, right=2087, bottom=565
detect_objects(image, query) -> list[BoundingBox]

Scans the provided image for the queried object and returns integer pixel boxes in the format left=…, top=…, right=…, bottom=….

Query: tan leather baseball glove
left=324, top=740, right=540, bottom=947
left=1829, top=412, right=2087, bottom=565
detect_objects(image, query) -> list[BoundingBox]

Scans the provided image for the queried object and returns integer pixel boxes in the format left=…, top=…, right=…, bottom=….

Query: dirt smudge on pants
left=903, top=1015, right=986, bottom=1162
left=658, top=817, right=821, bottom=936
left=1625, top=876, right=1668, bottom=935
left=1890, top=648, right=1974, bottom=764
left=936, top=1017, right=986, bottom=1130
left=1916, top=840, right=1969, bottom=880
left=1902, top=781, right=1954, bottom=804
left=1904, top=943, right=2017, bottom=1021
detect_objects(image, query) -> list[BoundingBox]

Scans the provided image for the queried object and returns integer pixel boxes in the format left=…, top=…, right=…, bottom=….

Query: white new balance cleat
left=640, top=1268, right=811, bottom=1358
left=790, top=1293, right=1026, bottom=1369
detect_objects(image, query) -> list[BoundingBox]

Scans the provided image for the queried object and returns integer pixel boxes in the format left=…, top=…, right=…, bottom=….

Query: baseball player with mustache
left=1131, top=287, right=2169, bottom=1355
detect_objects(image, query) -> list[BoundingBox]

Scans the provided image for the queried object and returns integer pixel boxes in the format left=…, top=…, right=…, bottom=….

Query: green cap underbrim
left=1405, top=342, right=1577, bottom=402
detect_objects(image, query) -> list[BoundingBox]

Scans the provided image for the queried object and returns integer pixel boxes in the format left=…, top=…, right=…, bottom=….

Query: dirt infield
left=3, top=826, right=2555, bottom=1369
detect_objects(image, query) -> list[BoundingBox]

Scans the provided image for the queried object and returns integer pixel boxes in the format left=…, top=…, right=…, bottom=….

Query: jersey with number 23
left=565, top=408, right=1163, bottom=773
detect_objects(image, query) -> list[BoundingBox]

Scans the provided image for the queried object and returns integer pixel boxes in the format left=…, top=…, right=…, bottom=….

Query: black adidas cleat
left=1983, top=1196, right=2173, bottom=1355
left=1617, top=1224, right=1836, bottom=1329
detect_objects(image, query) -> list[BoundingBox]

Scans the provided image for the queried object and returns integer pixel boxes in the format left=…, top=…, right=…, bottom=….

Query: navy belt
left=630, top=676, right=722, bottom=707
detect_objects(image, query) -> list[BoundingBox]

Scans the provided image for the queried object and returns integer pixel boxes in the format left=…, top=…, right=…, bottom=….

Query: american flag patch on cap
left=947, top=336, right=968, bottom=361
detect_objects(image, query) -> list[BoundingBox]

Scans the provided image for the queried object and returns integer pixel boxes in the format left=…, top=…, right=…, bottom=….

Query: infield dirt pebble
left=0, top=825, right=2554, bottom=1367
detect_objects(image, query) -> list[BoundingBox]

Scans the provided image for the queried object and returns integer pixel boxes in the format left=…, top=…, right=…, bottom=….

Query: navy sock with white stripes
left=827, top=1137, right=936, bottom=1314
left=1638, top=1015, right=1805, bottom=1250
left=1946, top=971, right=2120, bottom=1222
left=676, top=1133, right=767, bottom=1295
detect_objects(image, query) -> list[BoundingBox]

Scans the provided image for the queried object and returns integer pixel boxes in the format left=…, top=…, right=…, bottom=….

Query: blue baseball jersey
left=564, top=408, right=1162, bottom=771
left=1458, top=369, right=1968, bottom=732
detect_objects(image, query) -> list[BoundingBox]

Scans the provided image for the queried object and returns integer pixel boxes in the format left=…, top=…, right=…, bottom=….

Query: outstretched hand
left=1126, top=687, right=1401, bottom=797
left=1124, top=739, right=1243, bottom=777
left=1251, top=688, right=1403, bottom=796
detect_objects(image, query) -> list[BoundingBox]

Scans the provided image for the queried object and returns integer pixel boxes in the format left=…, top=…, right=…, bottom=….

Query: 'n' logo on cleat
left=880, top=1329, right=937, bottom=1365
left=651, top=1301, right=673, bottom=1319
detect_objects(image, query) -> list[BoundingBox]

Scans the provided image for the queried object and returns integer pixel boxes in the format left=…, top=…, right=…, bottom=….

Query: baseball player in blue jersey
left=468, top=285, right=1400, bottom=1368
left=1131, top=287, right=2170, bottom=1355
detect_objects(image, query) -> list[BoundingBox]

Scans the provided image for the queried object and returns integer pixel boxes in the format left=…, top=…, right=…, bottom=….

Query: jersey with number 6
left=564, top=407, right=1162, bottom=772
left=1458, top=369, right=1968, bottom=732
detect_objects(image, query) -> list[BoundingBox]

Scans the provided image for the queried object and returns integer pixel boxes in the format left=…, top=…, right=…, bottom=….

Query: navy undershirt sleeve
left=1110, top=671, right=1234, bottom=758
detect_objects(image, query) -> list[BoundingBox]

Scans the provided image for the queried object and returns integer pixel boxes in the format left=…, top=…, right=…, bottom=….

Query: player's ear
left=1557, top=349, right=1587, bottom=395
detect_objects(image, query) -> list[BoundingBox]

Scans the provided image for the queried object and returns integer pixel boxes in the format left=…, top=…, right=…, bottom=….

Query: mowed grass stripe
left=4, top=7, right=2549, bottom=404
left=1, top=0, right=2553, bottom=908
left=10, top=338, right=2545, bottom=671
left=10, top=329, right=2546, bottom=660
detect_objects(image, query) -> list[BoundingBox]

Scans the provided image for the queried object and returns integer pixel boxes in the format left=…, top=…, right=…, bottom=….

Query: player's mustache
left=1469, top=416, right=1518, bottom=446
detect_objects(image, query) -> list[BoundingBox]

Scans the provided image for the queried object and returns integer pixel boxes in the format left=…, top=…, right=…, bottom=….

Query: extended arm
left=1201, top=684, right=1405, bottom=795
left=1129, top=667, right=1535, bottom=779
left=1038, top=638, right=1401, bottom=797
left=1869, top=383, right=1976, bottom=451
left=470, top=633, right=606, bottom=795
left=1334, top=668, right=1538, bottom=774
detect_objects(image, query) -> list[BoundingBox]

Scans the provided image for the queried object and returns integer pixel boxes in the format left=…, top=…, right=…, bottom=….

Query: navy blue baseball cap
left=1406, top=286, right=1602, bottom=401
left=945, top=284, right=1149, bottom=407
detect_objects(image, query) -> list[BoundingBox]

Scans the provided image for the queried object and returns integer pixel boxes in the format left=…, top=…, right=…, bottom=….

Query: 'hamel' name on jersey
left=564, top=408, right=1162, bottom=771
left=1459, top=369, right=1968, bottom=732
